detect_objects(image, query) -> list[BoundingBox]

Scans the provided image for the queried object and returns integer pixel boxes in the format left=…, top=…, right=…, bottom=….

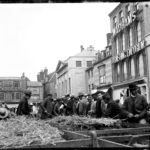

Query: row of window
left=115, top=52, right=145, bottom=82
left=76, top=61, right=92, bottom=67
left=113, top=3, right=138, bottom=29
left=0, top=81, right=21, bottom=88
left=0, top=92, right=21, bottom=100
left=114, top=21, right=142, bottom=55
left=88, top=65, right=106, bottom=90
left=57, top=78, right=71, bottom=97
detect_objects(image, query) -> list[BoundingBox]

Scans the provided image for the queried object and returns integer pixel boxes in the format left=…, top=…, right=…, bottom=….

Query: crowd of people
left=0, top=83, right=150, bottom=125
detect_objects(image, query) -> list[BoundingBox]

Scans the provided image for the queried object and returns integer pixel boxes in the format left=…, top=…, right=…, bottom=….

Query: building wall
left=27, top=81, right=43, bottom=101
left=86, top=50, right=112, bottom=94
left=109, top=2, right=150, bottom=102
left=56, top=47, right=96, bottom=97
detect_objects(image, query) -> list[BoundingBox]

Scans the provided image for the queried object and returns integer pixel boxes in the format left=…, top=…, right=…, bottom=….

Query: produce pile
left=0, top=116, right=64, bottom=149
left=47, top=115, right=121, bottom=131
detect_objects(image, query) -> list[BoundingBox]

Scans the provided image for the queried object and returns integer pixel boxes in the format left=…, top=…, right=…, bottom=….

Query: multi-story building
left=56, top=45, right=97, bottom=97
left=86, top=34, right=112, bottom=94
left=0, top=73, right=28, bottom=104
left=27, top=81, right=43, bottom=103
left=109, top=2, right=150, bottom=102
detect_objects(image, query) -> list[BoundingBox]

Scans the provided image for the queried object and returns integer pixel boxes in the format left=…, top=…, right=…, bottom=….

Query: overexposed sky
left=0, top=2, right=119, bottom=81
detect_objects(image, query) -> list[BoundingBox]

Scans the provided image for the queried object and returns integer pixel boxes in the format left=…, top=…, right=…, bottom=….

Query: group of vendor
left=0, top=83, right=150, bottom=124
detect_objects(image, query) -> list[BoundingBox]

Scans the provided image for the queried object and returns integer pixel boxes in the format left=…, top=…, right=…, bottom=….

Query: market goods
left=0, top=116, right=64, bottom=148
left=48, top=115, right=121, bottom=131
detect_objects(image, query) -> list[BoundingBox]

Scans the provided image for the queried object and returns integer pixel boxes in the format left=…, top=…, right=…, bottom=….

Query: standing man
left=16, top=90, right=32, bottom=116
left=40, top=94, right=54, bottom=119
left=95, top=91, right=105, bottom=118
left=122, top=83, right=148, bottom=124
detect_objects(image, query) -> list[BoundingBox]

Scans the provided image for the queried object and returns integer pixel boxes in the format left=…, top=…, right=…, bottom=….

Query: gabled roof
left=55, top=60, right=66, bottom=72
left=55, top=60, right=68, bottom=73
left=49, top=72, right=56, bottom=83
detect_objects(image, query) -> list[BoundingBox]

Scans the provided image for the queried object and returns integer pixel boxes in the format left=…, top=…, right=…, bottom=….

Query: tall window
left=65, top=80, right=67, bottom=94
left=126, top=4, right=130, bottom=17
left=139, top=54, right=144, bottom=76
left=122, top=33, right=125, bottom=51
left=113, top=16, right=117, bottom=29
left=123, top=61, right=127, bottom=80
left=131, top=57, right=135, bottom=78
left=137, top=22, right=141, bottom=42
left=69, top=78, right=71, bottom=93
left=87, top=61, right=92, bottom=67
left=91, top=69, right=93, bottom=77
left=119, top=10, right=123, bottom=23
left=129, top=28, right=133, bottom=47
left=0, top=92, right=4, bottom=100
left=12, top=93, right=14, bottom=100
left=16, top=92, right=21, bottom=100
left=13, top=81, right=20, bottom=88
left=117, top=63, right=120, bottom=81
left=99, top=65, right=106, bottom=84
left=76, top=61, right=82, bottom=67
left=115, top=37, right=119, bottom=54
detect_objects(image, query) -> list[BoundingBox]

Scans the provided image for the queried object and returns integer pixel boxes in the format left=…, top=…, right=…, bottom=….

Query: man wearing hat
left=122, top=83, right=148, bottom=124
left=16, top=90, right=32, bottom=116
left=40, top=94, right=54, bottom=119
left=102, top=92, right=121, bottom=118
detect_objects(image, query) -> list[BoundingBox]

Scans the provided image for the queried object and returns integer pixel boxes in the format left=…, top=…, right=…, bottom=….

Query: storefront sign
left=113, top=11, right=136, bottom=36
left=112, top=40, right=145, bottom=63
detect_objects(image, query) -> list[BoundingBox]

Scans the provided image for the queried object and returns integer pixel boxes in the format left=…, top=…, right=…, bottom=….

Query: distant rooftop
left=0, top=77, right=21, bottom=80
left=27, top=81, right=43, bottom=87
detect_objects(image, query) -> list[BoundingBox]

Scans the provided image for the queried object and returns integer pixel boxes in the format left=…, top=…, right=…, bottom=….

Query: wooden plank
left=63, top=130, right=90, bottom=140
left=98, top=139, right=132, bottom=148
left=54, top=139, right=92, bottom=147
left=128, top=134, right=150, bottom=146
left=101, top=135, right=132, bottom=143
left=76, top=127, right=150, bottom=137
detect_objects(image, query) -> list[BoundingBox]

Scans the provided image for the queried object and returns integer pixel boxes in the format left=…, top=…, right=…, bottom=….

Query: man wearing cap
left=122, top=83, right=148, bottom=124
left=40, top=94, right=54, bottom=119
left=16, top=90, right=32, bottom=116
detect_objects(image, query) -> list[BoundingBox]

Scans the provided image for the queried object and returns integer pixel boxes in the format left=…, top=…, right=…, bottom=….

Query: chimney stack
left=80, top=45, right=84, bottom=52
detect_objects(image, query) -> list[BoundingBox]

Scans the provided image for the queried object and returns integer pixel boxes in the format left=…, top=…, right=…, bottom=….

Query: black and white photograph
left=0, top=0, right=150, bottom=149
